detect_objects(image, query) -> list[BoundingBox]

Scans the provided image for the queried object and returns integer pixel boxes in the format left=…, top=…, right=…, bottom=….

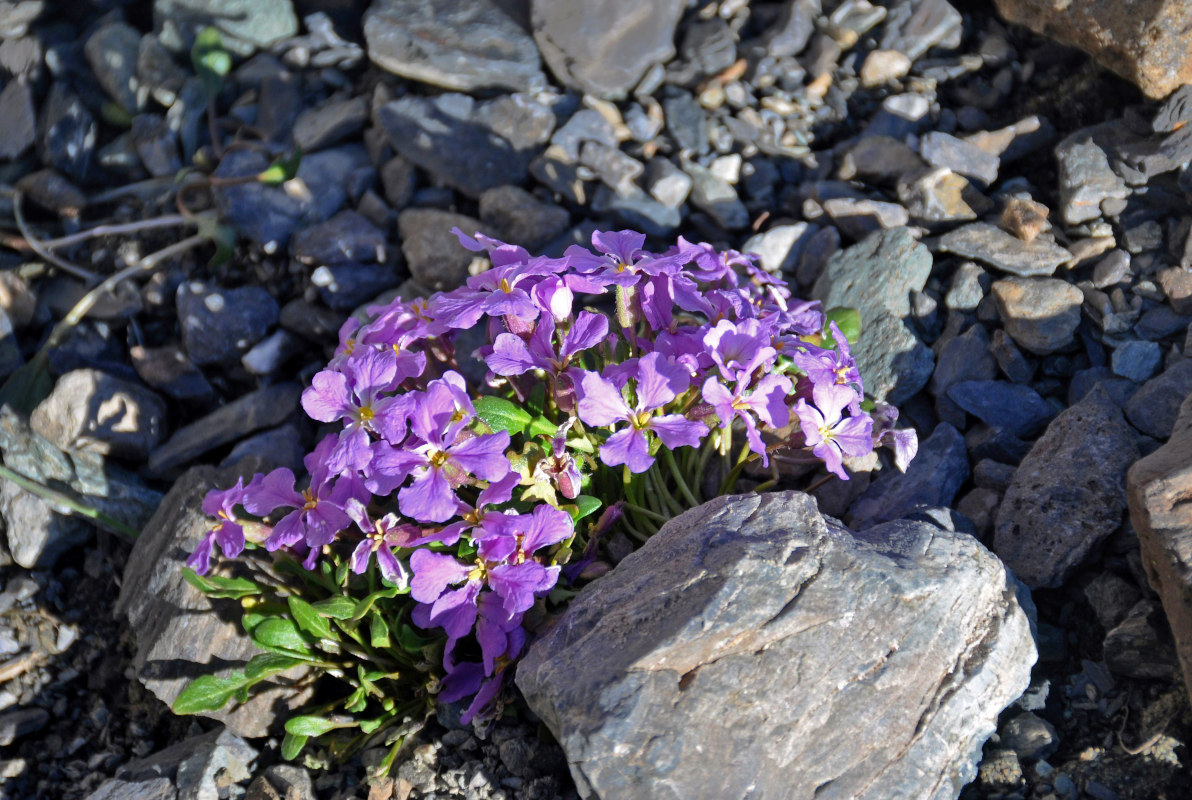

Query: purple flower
left=243, top=435, right=369, bottom=555
left=790, top=322, right=862, bottom=392
left=871, top=402, right=918, bottom=472
left=577, top=352, right=707, bottom=473
left=343, top=498, right=422, bottom=584
left=703, top=319, right=777, bottom=381
left=397, top=374, right=512, bottom=523
left=409, top=549, right=482, bottom=640
left=793, top=383, right=874, bottom=480
left=474, top=504, right=572, bottom=617
left=301, top=348, right=424, bottom=469
left=532, top=421, right=584, bottom=499
left=702, top=372, right=793, bottom=465
left=487, top=311, right=608, bottom=378
left=187, top=478, right=249, bottom=575
left=436, top=471, right=520, bottom=546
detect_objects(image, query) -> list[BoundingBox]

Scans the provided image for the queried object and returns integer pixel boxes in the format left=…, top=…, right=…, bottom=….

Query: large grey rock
left=377, top=93, right=535, bottom=198
left=531, top=0, right=685, bottom=97
left=517, top=491, right=1037, bottom=800
left=994, top=388, right=1139, bottom=589
left=155, top=0, right=298, bottom=56
left=478, top=185, right=570, bottom=250
left=812, top=227, right=935, bottom=403
left=849, top=423, right=969, bottom=529
left=1127, top=392, right=1192, bottom=698
left=364, top=0, right=545, bottom=92
left=116, top=466, right=313, bottom=738
left=398, top=208, right=491, bottom=292
left=84, top=726, right=256, bottom=800
left=31, top=369, right=167, bottom=460
left=0, top=407, right=162, bottom=569
left=177, top=281, right=278, bottom=366
left=947, top=380, right=1056, bottom=438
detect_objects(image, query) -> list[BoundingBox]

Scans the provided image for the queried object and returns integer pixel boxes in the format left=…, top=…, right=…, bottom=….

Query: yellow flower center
left=468, top=560, right=488, bottom=582
left=499, top=277, right=513, bottom=293
left=429, top=450, right=449, bottom=468
left=301, top=489, right=317, bottom=510
left=358, top=405, right=375, bottom=423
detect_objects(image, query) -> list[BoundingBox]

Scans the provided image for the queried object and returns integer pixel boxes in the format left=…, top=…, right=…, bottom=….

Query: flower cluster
left=187, top=228, right=916, bottom=731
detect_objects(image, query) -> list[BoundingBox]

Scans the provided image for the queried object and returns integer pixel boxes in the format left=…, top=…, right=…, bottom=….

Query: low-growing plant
left=175, top=229, right=917, bottom=767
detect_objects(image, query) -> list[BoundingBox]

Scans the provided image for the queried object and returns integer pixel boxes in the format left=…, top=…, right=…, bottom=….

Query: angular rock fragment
left=994, top=387, right=1139, bottom=589
left=990, top=276, right=1083, bottom=354
left=518, top=491, right=1036, bottom=800
left=940, top=223, right=1070, bottom=277
left=849, top=422, right=969, bottom=529
left=31, top=369, right=167, bottom=460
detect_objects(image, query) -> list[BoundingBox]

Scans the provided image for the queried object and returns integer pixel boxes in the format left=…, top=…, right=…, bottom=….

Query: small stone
left=859, top=49, right=912, bottom=87
left=849, top=423, right=970, bottom=529
left=364, top=0, right=545, bottom=92
left=822, top=197, right=910, bottom=240
left=879, top=0, right=964, bottom=61
left=377, top=93, right=534, bottom=198
left=1103, top=600, right=1181, bottom=681
left=662, top=89, right=707, bottom=154
left=240, top=329, right=300, bottom=375
left=920, top=131, right=1000, bottom=186
left=645, top=157, right=692, bottom=208
left=897, top=167, right=989, bottom=224
left=930, top=322, right=997, bottom=397
left=682, top=158, right=749, bottom=230
left=313, top=263, right=399, bottom=311
left=531, top=0, right=685, bottom=97
left=220, top=424, right=305, bottom=475
left=742, top=223, right=815, bottom=274
left=16, top=169, right=85, bottom=217
left=40, top=83, right=96, bottom=181
left=177, top=282, right=279, bottom=366
left=974, top=459, right=1016, bottom=492
left=292, top=95, right=368, bottom=152
left=765, top=0, right=818, bottom=57
left=1000, top=197, right=1050, bottom=242
left=1091, top=250, right=1131, bottom=289
left=1157, top=266, right=1192, bottom=314
left=1068, top=366, right=1136, bottom=408
left=1083, top=572, right=1142, bottom=631
left=130, top=345, right=214, bottom=403
left=1111, top=340, right=1162, bottom=382
left=147, top=383, right=302, bottom=474
left=1000, top=712, right=1058, bottom=761
left=940, top=223, right=1071, bottom=277
left=589, top=185, right=681, bottom=237
left=137, top=34, right=189, bottom=107
left=990, top=328, right=1036, bottom=383
left=837, top=136, right=925, bottom=185
left=31, top=370, right=167, bottom=460
left=0, top=78, right=35, bottom=160
left=944, top=262, right=988, bottom=311
left=479, top=185, right=570, bottom=250
left=1055, top=134, right=1131, bottom=225
left=292, top=210, right=386, bottom=266
left=947, top=380, right=1056, bottom=438
left=551, top=108, right=617, bottom=162
left=1124, top=358, right=1192, bottom=439
left=155, top=0, right=298, bottom=55
left=994, top=387, right=1139, bottom=588
left=85, top=22, right=144, bottom=112
left=398, top=208, right=489, bottom=292
left=863, top=93, right=932, bottom=139
left=0, top=708, right=48, bottom=746
left=580, top=141, right=644, bottom=197
left=991, top=277, right=1084, bottom=354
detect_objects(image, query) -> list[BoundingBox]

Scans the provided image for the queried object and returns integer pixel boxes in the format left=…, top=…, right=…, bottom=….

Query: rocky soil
left=0, top=0, right=1190, bottom=799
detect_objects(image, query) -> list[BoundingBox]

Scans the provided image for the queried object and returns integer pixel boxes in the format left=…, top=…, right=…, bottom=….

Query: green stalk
left=663, top=448, right=700, bottom=509
left=717, top=443, right=756, bottom=497
left=621, top=501, right=669, bottom=524
left=0, top=463, right=140, bottom=541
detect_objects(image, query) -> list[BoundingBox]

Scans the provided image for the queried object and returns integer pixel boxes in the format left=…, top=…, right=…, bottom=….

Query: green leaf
left=288, top=596, right=334, bottom=641
left=397, top=623, right=436, bottom=654
left=244, top=652, right=304, bottom=680
left=528, top=415, right=557, bottom=439
left=474, top=396, right=532, bottom=436
left=0, top=354, right=54, bottom=416
left=312, top=596, right=357, bottom=619
left=344, top=687, right=368, bottom=714
left=257, top=149, right=303, bottom=186
left=281, top=732, right=308, bottom=761
left=172, top=673, right=244, bottom=714
left=573, top=495, right=602, bottom=521
left=369, top=612, right=391, bottom=649
left=251, top=618, right=312, bottom=654
left=335, top=559, right=350, bottom=587
left=360, top=717, right=387, bottom=734
left=241, top=611, right=267, bottom=634
left=191, top=27, right=231, bottom=98
left=285, top=715, right=344, bottom=737
left=823, top=307, right=862, bottom=346
left=350, top=585, right=402, bottom=621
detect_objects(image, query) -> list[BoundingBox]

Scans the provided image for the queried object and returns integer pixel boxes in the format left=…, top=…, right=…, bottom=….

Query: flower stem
left=0, top=463, right=141, bottom=541
left=663, top=448, right=700, bottom=509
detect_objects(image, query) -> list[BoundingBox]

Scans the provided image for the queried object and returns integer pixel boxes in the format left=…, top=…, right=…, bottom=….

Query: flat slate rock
left=947, top=380, right=1056, bottom=438
left=377, top=93, right=535, bottom=198
left=531, top=0, right=685, bottom=97
left=364, top=0, right=546, bottom=93
left=994, top=387, right=1139, bottom=589
left=116, top=466, right=314, bottom=738
left=1124, top=358, right=1192, bottom=439
left=155, top=0, right=298, bottom=55
left=993, top=0, right=1192, bottom=99
left=518, top=491, right=1036, bottom=800
left=1128, top=396, right=1192, bottom=699
left=991, top=276, right=1084, bottom=355
left=939, top=223, right=1071, bottom=277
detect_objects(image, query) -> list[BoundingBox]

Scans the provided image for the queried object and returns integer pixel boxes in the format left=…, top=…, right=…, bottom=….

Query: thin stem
left=36, top=214, right=194, bottom=250
left=621, top=501, right=669, bottom=523
left=11, top=191, right=98, bottom=283
left=0, top=463, right=140, bottom=541
left=717, top=443, right=756, bottom=497
left=663, top=448, right=700, bottom=508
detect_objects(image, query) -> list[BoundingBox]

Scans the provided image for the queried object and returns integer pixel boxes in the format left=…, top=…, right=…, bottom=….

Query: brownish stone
left=999, top=197, right=1050, bottom=242
left=1127, top=393, right=1192, bottom=703
left=993, top=0, right=1192, bottom=99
